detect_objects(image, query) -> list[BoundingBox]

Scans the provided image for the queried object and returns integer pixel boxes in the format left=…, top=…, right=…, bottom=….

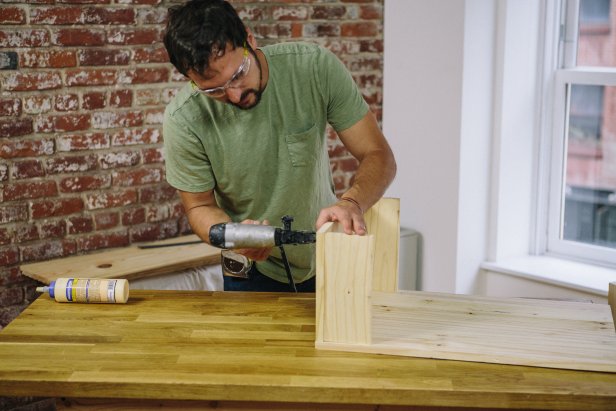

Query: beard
left=231, top=87, right=263, bottom=110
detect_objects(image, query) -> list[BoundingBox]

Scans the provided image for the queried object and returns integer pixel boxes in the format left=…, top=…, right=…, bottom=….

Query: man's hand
left=315, top=200, right=367, bottom=235
left=234, top=219, right=272, bottom=261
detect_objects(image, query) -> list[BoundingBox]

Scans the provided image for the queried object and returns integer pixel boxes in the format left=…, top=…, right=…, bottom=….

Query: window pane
left=576, top=0, right=614, bottom=67
left=563, top=84, right=616, bottom=248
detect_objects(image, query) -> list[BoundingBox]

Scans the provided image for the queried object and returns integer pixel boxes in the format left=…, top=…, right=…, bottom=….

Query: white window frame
left=543, top=0, right=616, bottom=267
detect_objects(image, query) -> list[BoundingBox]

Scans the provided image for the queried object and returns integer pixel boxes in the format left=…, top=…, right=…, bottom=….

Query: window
left=546, top=0, right=616, bottom=266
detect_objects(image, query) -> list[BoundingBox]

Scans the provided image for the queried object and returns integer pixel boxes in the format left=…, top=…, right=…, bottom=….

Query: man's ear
left=246, top=27, right=258, bottom=50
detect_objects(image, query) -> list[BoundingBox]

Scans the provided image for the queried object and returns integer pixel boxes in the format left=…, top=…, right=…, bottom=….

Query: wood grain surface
left=20, top=235, right=220, bottom=284
left=1, top=290, right=615, bottom=410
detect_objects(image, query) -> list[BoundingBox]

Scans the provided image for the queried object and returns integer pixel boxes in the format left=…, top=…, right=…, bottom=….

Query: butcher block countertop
left=1, top=290, right=615, bottom=410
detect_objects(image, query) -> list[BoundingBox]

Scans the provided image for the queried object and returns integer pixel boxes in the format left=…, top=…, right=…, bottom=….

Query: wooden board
left=316, top=198, right=616, bottom=373
left=1, top=290, right=616, bottom=410
left=20, top=235, right=221, bottom=285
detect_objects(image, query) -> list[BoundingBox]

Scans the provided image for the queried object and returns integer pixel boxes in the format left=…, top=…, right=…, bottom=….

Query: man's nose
left=225, top=87, right=242, bottom=103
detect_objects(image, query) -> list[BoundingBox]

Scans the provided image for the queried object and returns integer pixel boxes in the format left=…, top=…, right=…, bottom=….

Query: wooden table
left=1, top=290, right=615, bottom=410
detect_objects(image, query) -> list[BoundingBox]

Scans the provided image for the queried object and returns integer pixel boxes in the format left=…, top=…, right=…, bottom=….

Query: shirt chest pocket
left=284, top=123, right=319, bottom=167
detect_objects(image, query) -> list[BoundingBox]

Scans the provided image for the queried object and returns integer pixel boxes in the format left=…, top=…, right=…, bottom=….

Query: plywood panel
left=363, top=198, right=400, bottom=292
left=20, top=235, right=220, bottom=284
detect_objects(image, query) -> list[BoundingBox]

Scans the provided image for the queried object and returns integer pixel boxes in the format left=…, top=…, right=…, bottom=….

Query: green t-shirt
left=163, top=42, right=369, bottom=283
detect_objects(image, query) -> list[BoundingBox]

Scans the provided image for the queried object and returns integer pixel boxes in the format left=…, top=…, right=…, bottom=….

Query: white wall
left=383, top=0, right=495, bottom=294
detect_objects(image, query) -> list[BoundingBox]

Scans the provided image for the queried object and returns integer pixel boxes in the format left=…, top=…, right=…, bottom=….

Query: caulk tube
left=36, top=278, right=129, bottom=303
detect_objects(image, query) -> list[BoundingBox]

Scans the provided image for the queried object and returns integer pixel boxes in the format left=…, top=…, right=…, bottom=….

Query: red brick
left=235, top=5, right=268, bottom=21
left=1, top=72, right=62, bottom=91
left=132, top=46, right=169, bottom=63
left=170, top=201, right=185, bottom=219
left=0, top=118, right=32, bottom=138
left=50, top=28, right=106, bottom=46
left=67, top=215, right=94, bottom=234
left=116, top=0, right=161, bottom=4
left=117, top=67, right=169, bottom=84
left=170, top=69, right=186, bottom=82
left=99, top=150, right=140, bottom=169
left=252, top=23, right=293, bottom=39
left=142, top=147, right=164, bottom=164
left=31, top=197, right=83, bottom=219
left=311, top=5, right=347, bottom=20
left=21, top=239, right=76, bottom=262
left=0, top=99, right=20, bottom=117
left=146, top=204, right=170, bottom=223
left=359, top=39, right=383, bottom=53
left=109, top=89, right=132, bottom=108
left=112, top=167, right=162, bottom=187
left=12, top=159, right=45, bottom=179
left=0, top=246, right=19, bottom=266
left=122, top=207, right=145, bottom=225
left=341, top=22, right=378, bottom=37
left=0, top=138, right=54, bottom=159
left=66, top=69, right=117, bottom=87
left=23, top=95, right=52, bottom=115
left=135, top=89, right=160, bottom=106
left=112, top=128, right=161, bottom=146
left=92, top=111, right=143, bottom=129
left=59, top=174, right=111, bottom=193
left=139, top=183, right=177, bottom=203
left=0, top=287, right=23, bottom=306
left=136, top=8, right=167, bottom=24
left=84, top=189, right=137, bottom=210
left=343, top=56, right=382, bottom=72
left=46, top=154, right=98, bottom=174
left=78, top=49, right=131, bottom=66
left=82, top=92, right=107, bottom=110
left=20, top=50, right=77, bottom=68
left=76, top=230, right=129, bottom=252
left=34, top=114, right=90, bottom=133
left=271, top=6, right=309, bottom=20
left=15, top=224, right=39, bottom=243
left=3, top=181, right=57, bottom=201
left=360, top=5, right=382, bottom=19
left=0, top=205, right=28, bottom=224
left=30, top=7, right=134, bottom=25
left=58, top=0, right=112, bottom=4
left=0, top=227, right=10, bottom=246
left=0, top=29, right=49, bottom=47
left=39, top=220, right=66, bottom=239
left=0, top=7, right=26, bottom=24
left=0, top=266, right=22, bottom=287
left=94, top=211, right=119, bottom=230
left=130, top=220, right=178, bottom=242
left=107, top=28, right=161, bottom=45
left=54, top=94, right=79, bottom=111
left=144, top=108, right=164, bottom=125
left=56, top=132, right=109, bottom=152
left=0, top=163, right=7, bottom=181
left=300, top=23, right=339, bottom=37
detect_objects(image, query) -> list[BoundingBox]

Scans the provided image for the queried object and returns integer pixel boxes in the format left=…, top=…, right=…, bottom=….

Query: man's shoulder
left=263, top=41, right=324, bottom=59
left=164, top=83, right=202, bottom=121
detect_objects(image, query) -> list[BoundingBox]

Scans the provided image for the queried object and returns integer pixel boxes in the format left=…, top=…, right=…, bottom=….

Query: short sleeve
left=316, top=47, right=370, bottom=132
left=163, top=107, right=216, bottom=193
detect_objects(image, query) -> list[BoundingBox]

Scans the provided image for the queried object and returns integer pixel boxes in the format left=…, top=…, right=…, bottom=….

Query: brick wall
left=0, top=0, right=384, bottom=333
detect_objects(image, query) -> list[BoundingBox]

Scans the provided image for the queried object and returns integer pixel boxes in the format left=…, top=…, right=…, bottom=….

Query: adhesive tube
left=36, top=278, right=129, bottom=304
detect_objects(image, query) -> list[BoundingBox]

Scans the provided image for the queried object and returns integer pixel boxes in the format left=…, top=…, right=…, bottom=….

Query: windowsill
left=480, top=256, right=616, bottom=297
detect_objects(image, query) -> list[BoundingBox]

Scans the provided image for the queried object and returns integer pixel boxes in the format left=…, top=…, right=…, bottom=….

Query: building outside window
left=549, top=0, right=616, bottom=264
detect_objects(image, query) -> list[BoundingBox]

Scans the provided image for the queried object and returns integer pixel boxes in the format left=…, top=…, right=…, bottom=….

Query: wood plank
left=363, top=198, right=400, bottom=292
left=363, top=291, right=616, bottom=372
left=20, top=235, right=221, bottom=284
left=0, top=291, right=615, bottom=409
left=316, top=198, right=616, bottom=373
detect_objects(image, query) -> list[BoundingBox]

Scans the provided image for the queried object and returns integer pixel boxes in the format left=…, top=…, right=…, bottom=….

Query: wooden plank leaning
left=316, top=198, right=616, bottom=373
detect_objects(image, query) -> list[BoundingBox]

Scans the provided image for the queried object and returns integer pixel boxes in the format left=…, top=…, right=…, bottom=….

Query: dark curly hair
left=164, top=0, right=248, bottom=76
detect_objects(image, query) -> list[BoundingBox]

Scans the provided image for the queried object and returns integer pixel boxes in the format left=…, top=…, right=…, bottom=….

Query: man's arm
left=315, top=110, right=396, bottom=235
left=179, top=190, right=271, bottom=260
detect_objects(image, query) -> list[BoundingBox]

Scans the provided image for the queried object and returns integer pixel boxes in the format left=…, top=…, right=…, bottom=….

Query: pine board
left=20, top=235, right=221, bottom=285
left=1, top=290, right=616, bottom=410
left=317, top=290, right=616, bottom=372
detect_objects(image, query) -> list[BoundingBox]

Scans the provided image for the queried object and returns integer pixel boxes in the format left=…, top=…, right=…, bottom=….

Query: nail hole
left=97, top=263, right=112, bottom=269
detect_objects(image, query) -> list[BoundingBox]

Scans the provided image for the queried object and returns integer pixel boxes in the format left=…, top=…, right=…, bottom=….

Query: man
left=163, top=0, right=396, bottom=292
